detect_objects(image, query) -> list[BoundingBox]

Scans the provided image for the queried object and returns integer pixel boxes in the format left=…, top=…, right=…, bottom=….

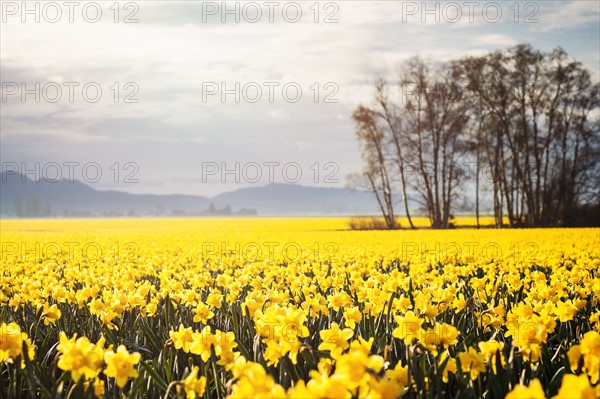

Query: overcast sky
left=1, top=0, right=599, bottom=196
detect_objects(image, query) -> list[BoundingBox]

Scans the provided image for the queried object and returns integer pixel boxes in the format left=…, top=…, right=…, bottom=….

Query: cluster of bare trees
left=351, top=45, right=599, bottom=228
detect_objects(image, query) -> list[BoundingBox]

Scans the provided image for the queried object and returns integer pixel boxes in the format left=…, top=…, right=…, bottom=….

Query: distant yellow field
left=1, top=218, right=598, bottom=398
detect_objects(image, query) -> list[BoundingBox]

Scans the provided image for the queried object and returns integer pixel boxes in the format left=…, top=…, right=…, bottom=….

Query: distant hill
left=0, top=172, right=210, bottom=217
left=0, top=172, right=380, bottom=217
left=212, top=183, right=379, bottom=215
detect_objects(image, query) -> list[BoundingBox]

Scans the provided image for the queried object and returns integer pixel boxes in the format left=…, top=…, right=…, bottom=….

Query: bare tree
left=351, top=106, right=398, bottom=229
left=353, top=45, right=599, bottom=229
left=460, top=55, right=491, bottom=228
left=460, top=45, right=599, bottom=227
left=373, top=80, right=416, bottom=229
left=399, top=57, right=469, bottom=228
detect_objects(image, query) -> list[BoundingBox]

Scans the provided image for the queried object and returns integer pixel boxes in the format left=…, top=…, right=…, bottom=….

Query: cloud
left=532, top=1, right=600, bottom=32
left=1, top=1, right=598, bottom=195
left=475, top=34, right=518, bottom=47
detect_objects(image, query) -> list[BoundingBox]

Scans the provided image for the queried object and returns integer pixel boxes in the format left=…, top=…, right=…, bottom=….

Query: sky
left=1, top=0, right=599, bottom=196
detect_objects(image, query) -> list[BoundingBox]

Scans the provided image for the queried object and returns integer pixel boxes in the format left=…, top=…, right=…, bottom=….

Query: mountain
left=212, top=183, right=378, bottom=215
left=0, top=172, right=209, bottom=217
left=0, top=172, right=380, bottom=217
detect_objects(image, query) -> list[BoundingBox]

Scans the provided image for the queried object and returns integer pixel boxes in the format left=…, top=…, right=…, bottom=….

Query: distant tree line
left=8, top=196, right=257, bottom=218
left=13, top=194, right=52, bottom=217
left=351, top=44, right=599, bottom=228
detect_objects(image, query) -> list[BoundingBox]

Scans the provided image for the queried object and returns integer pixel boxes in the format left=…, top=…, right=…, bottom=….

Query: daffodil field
left=1, top=218, right=599, bottom=398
